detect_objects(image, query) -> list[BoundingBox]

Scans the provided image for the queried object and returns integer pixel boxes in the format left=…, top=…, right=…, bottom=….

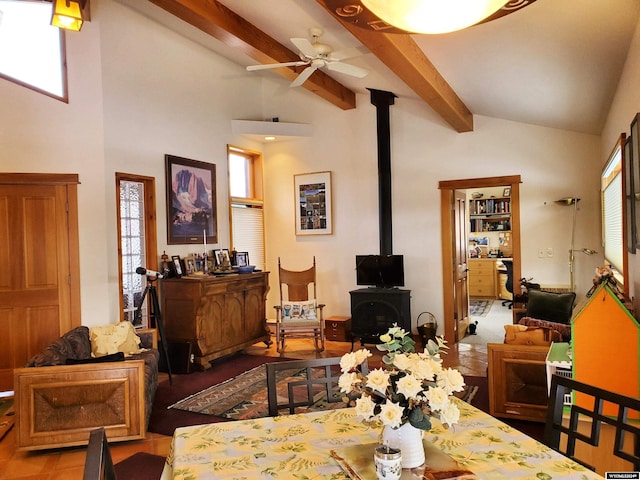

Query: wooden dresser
left=468, top=258, right=497, bottom=297
left=160, top=272, right=270, bottom=369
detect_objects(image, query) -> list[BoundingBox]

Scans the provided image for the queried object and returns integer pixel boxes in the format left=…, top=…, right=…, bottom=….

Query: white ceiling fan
left=246, top=28, right=369, bottom=87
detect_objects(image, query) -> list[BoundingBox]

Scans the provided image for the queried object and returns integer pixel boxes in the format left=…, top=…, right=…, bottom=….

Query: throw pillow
left=504, top=324, right=562, bottom=346
left=519, top=317, right=572, bottom=342
left=90, top=322, right=142, bottom=357
left=282, top=300, right=318, bottom=322
left=525, top=289, right=576, bottom=324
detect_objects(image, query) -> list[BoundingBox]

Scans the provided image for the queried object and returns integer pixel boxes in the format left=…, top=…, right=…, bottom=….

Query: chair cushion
left=282, top=300, right=318, bottom=322
left=525, top=289, right=576, bottom=324
left=519, top=317, right=571, bottom=342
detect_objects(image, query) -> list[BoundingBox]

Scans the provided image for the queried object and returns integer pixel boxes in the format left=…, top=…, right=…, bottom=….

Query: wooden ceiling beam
left=148, top=0, right=356, bottom=110
left=317, top=0, right=474, bottom=132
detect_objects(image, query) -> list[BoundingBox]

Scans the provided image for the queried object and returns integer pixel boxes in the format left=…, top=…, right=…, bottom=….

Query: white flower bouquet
left=339, top=325, right=465, bottom=430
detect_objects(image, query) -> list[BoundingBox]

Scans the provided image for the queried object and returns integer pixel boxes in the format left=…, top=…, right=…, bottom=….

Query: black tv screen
left=356, top=255, right=404, bottom=288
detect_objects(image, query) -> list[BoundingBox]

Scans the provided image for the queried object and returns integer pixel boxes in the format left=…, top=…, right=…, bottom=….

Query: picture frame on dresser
left=170, top=255, right=183, bottom=278
left=236, top=251, right=249, bottom=267
left=213, top=248, right=230, bottom=267
left=165, top=154, right=217, bottom=245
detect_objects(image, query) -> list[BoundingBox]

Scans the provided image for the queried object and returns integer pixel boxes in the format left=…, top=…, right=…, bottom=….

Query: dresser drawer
left=468, top=260, right=495, bottom=274
left=325, top=316, right=351, bottom=342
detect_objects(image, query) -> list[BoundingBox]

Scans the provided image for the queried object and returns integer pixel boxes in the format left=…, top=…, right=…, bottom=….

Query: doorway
left=439, top=175, right=521, bottom=345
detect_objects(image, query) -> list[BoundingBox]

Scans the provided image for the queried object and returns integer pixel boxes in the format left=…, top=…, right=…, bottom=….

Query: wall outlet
left=547, top=247, right=554, bottom=257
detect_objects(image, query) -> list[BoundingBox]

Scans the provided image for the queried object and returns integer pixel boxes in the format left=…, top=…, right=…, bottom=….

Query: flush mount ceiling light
left=51, top=0, right=90, bottom=32
left=323, top=0, right=537, bottom=34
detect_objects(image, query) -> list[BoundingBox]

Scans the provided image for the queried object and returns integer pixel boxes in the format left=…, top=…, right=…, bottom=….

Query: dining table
left=160, top=397, right=605, bottom=479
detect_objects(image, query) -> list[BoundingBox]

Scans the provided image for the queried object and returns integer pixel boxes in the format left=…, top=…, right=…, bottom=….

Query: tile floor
left=0, top=338, right=488, bottom=479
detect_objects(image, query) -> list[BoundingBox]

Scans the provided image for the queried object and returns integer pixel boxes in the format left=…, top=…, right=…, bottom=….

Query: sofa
left=14, top=324, right=159, bottom=451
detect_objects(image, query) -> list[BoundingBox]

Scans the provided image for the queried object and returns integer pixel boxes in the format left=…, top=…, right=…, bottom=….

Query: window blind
left=232, top=204, right=265, bottom=271
left=604, top=171, right=623, bottom=274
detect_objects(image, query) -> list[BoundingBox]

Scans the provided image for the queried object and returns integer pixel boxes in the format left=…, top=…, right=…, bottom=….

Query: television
left=355, top=255, right=404, bottom=288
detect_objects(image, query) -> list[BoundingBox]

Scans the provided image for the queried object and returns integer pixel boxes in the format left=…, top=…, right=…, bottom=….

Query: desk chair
left=545, top=374, right=640, bottom=472
left=266, top=357, right=368, bottom=416
left=83, top=428, right=116, bottom=480
left=501, top=259, right=514, bottom=309
left=273, top=257, right=325, bottom=353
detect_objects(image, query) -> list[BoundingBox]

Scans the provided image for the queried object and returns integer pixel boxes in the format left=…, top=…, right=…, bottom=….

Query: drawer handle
left=331, top=322, right=338, bottom=327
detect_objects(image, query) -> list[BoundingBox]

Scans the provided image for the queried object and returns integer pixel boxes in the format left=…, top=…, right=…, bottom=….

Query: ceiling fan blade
left=327, top=46, right=365, bottom=62
left=290, top=38, right=317, bottom=58
left=246, top=61, right=308, bottom=71
left=326, top=62, right=369, bottom=78
left=290, top=65, right=317, bottom=87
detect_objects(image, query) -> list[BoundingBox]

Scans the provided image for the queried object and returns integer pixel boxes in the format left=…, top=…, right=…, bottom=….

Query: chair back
left=83, top=427, right=116, bottom=480
left=278, top=257, right=317, bottom=302
left=545, top=373, right=640, bottom=472
left=266, top=357, right=368, bottom=416
left=502, top=259, right=514, bottom=294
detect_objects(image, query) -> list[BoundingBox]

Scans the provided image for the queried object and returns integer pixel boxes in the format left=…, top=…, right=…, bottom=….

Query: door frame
left=439, top=175, right=522, bottom=344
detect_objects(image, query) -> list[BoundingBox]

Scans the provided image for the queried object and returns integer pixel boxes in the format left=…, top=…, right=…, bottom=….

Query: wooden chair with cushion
left=273, top=257, right=325, bottom=353
left=266, top=357, right=368, bottom=416
left=545, top=373, right=640, bottom=473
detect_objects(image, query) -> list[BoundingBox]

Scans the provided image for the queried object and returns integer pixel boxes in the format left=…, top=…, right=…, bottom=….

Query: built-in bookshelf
left=469, top=197, right=511, bottom=233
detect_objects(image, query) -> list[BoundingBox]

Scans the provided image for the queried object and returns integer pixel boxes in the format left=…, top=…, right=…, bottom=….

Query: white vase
left=381, top=422, right=426, bottom=468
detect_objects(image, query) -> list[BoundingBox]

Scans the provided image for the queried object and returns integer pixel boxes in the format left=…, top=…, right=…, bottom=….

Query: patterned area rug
left=168, top=365, right=343, bottom=420
left=469, top=299, right=493, bottom=317
left=169, top=365, right=479, bottom=421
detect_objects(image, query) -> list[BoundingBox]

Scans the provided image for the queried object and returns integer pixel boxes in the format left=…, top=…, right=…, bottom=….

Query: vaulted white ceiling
left=120, top=0, right=640, bottom=135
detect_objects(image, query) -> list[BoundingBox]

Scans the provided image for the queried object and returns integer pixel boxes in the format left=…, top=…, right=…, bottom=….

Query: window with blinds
left=601, top=136, right=627, bottom=292
left=228, top=146, right=265, bottom=271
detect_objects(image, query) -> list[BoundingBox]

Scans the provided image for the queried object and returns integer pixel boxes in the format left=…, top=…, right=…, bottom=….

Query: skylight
left=0, top=0, right=66, bottom=100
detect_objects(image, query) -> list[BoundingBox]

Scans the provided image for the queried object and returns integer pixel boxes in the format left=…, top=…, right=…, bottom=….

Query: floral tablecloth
left=160, top=398, right=604, bottom=479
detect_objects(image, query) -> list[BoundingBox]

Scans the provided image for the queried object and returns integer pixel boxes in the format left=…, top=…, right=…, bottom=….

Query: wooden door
left=439, top=175, right=521, bottom=345
left=0, top=174, right=80, bottom=391
left=453, top=191, right=469, bottom=341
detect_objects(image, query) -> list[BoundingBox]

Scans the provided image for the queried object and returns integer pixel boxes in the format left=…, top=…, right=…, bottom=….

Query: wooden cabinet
left=160, top=273, right=270, bottom=369
left=488, top=343, right=549, bottom=422
left=325, top=316, right=351, bottom=342
left=469, top=197, right=511, bottom=233
left=468, top=259, right=497, bottom=297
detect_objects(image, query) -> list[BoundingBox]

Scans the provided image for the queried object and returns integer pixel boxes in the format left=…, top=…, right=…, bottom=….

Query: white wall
left=0, top=0, right=624, bottom=334
left=261, top=80, right=602, bottom=332
left=602, top=16, right=640, bottom=310
left=0, top=0, right=265, bottom=327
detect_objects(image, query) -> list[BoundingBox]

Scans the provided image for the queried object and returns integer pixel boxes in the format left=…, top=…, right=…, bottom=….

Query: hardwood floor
left=0, top=338, right=488, bottom=479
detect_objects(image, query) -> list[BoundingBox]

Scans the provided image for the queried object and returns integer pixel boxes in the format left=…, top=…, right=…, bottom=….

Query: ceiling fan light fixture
left=360, top=0, right=508, bottom=34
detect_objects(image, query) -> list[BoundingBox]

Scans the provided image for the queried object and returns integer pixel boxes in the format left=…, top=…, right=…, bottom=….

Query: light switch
left=538, top=249, right=544, bottom=258
left=547, top=247, right=553, bottom=257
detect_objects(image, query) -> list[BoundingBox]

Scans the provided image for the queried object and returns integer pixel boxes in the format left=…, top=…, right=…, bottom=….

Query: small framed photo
left=213, top=248, right=230, bottom=267
left=185, top=255, right=196, bottom=275
left=170, top=255, right=184, bottom=278
left=503, top=187, right=511, bottom=197
left=236, top=251, right=249, bottom=267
